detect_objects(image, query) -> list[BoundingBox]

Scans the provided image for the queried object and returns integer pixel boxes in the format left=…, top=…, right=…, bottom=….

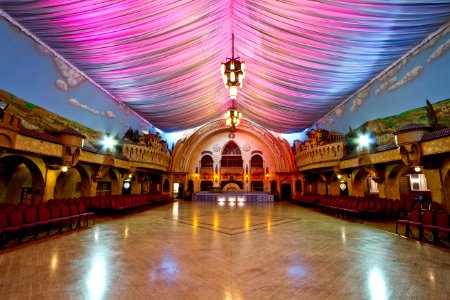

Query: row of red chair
left=294, top=194, right=443, bottom=220
left=46, top=193, right=173, bottom=212
left=396, top=209, right=450, bottom=244
left=0, top=203, right=94, bottom=248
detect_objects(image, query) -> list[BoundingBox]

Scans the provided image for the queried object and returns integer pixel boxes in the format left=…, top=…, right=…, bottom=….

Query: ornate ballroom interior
left=0, top=1, right=450, bottom=299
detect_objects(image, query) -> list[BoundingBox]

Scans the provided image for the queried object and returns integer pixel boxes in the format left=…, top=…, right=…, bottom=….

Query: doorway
left=178, top=183, right=184, bottom=199
left=280, top=184, right=292, bottom=201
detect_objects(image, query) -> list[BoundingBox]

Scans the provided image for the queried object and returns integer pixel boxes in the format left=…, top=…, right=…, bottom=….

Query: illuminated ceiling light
left=224, top=99, right=242, bottom=132
left=414, top=166, right=421, bottom=172
left=221, top=34, right=245, bottom=99
left=100, top=135, right=117, bottom=151
left=61, top=166, right=68, bottom=172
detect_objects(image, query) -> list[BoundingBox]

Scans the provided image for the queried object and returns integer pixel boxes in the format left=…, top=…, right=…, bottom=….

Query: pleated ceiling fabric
left=1, top=0, right=449, bottom=132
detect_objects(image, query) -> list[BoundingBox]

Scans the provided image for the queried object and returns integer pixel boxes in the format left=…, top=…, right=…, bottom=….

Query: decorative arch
left=222, top=141, right=241, bottom=155
left=170, top=119, right=295, bottom=173
left=0, top=134, right=13, bottom=148
left=352, top=168, right=368, bottom=197
left=0, top=154, right=45, bottom=204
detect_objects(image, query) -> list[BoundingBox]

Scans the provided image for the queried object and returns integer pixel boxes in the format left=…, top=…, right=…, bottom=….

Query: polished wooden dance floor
left=1, top=201, right=449, bottom=299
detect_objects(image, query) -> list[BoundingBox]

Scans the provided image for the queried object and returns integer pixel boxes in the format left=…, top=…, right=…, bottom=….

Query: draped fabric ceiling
left=1, top=1, right=450, bottom=133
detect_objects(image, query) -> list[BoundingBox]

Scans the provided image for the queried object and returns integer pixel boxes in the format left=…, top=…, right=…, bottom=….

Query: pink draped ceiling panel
left=1, top=1, right=450, bottom=133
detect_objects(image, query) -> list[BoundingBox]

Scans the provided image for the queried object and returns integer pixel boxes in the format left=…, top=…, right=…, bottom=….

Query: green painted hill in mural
left=360, top=98, right=450, bottom=137
left=0, top=89, right=101, bottom=145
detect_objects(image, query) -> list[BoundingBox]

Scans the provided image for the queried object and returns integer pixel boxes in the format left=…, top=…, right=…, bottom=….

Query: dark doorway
left=280, top=184, right=292, bottom=200
left=178, top=183, right=184, bottom=199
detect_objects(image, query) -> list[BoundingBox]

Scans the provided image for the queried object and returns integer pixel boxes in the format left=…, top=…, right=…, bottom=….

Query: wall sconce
left=245, top=173, right=249, bottom=183
left=195, top=166, right=199, bottom=179
left=265, top=167, right=269, bottom=180
left=337, top=174, right=342, bottom=179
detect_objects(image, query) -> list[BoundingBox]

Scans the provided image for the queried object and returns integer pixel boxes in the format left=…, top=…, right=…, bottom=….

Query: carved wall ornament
left=243, top=143, right=251, bottom=152
left=213, top=144, right=221, bottom=152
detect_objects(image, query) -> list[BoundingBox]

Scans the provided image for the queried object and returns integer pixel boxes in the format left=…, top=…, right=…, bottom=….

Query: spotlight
left=101, top=135, right=117, bottom=151
left=357, top=134, right=371, bottom=148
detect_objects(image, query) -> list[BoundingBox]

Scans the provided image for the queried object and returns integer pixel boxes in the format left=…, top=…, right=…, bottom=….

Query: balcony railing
left=295, top=141, right=346, bottom=167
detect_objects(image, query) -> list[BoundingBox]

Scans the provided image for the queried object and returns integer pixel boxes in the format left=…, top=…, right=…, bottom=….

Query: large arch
left=53, top=165, right=91, bottom=199
left=352, top=168, right=368, bottom=197
left=170, top=119, right=295, bottom=174
left=0, top=154, right=45, bottom=204
left=170, top=119, right=295, bottom=195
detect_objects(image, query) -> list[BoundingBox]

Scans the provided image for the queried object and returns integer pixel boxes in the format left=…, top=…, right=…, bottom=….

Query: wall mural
left=356, top=97, right=450, bottom=146
left=317, top=25, right=450, bottom=134
left=0, top=17, right=160, bottom=140
left=0, top=89, right=101, bottom=149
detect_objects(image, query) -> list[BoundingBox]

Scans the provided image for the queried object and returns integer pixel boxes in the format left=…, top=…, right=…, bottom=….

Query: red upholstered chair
left=49, top=206, right=62, bottom=234
left=3, top=211, right=24, bottom=245
left=69, top=205, right=80, bottom=229
left=420, top=210, right=434, bottom=241
left=396, top=209, right=421, bottom=238
left=392, top=200, right=401, bottom=219
left=36, top=208, right=50, bottom=237
left=433, top=211, right=450, bottom=244
left=0, top=214, right=8, bottom=248
left=21, top=208, right=38, bottom=240
left=59, top=205, right=71, bottom=232
left=77, top=203, right=95, bottom=226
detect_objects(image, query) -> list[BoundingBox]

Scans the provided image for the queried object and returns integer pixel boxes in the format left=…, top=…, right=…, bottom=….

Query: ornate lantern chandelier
left=221, top=34, right=245, bottom=99
left=224, top=99, right=242, bottom=132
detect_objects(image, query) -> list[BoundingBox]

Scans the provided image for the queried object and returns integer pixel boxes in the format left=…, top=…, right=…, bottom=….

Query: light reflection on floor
left=0, top=200, right=448, bottom=299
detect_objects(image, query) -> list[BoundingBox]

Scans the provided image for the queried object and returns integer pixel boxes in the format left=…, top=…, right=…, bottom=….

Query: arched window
left=201, top=155, right=213, bottom=168
left=250, top=155, right=263, bottom=168
left=221, top=141, right=243, bottom=168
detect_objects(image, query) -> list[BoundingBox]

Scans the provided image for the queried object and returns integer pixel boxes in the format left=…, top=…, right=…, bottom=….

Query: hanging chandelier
left=221, top=34, right=245, bottom=99
left=224, top=99, right=242, bottom=132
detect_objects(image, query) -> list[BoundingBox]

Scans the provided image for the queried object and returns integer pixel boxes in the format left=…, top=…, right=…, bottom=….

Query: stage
left=193, top=191, right=274, bottom=202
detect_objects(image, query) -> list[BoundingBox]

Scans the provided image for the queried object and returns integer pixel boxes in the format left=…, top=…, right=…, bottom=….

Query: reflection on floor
left=0, top=201, right=449, bottom=299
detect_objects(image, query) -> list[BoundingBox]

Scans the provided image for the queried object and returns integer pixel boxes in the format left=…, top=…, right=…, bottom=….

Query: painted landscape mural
left=356, top=98, right=450, bottom=146
left=0, top=89, right=102, bottom=149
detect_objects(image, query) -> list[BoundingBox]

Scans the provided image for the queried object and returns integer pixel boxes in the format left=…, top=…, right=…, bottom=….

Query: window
left=409, top=174, right=429, bottom=191
left=367, top=177, right=378, bottom=193
left=250, top=155, right=263, bottom=168
left=201, top=155, right=213, bottom=168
